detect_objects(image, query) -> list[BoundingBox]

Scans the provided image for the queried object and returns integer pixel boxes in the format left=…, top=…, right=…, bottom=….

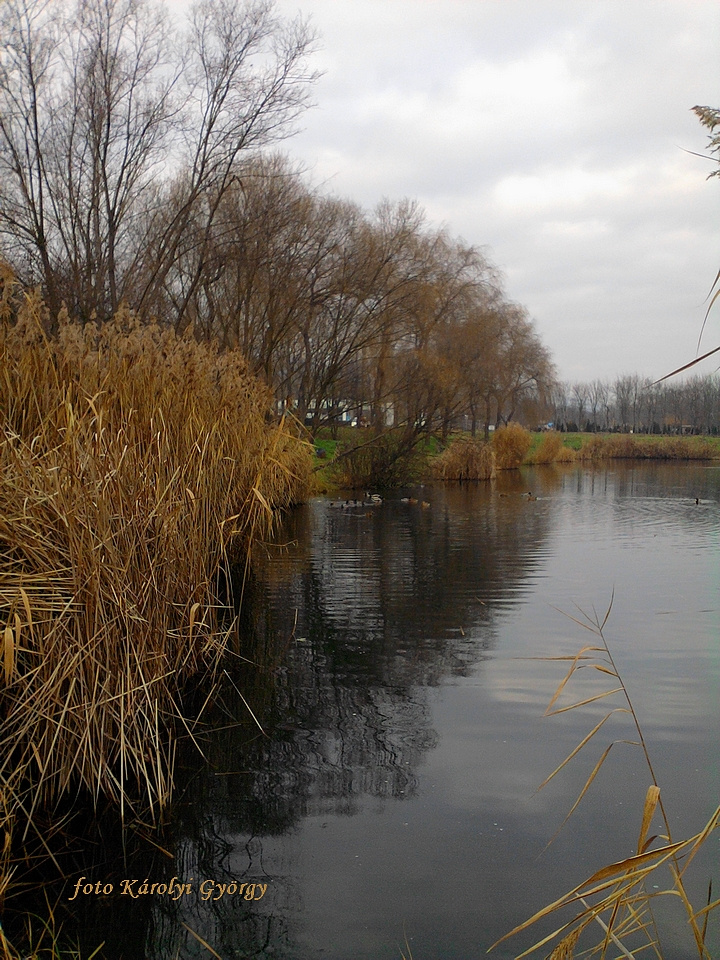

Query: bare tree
left=571, top=382, right=589, bottom=431
left=588, top=379, right=608, bottom=431
left=0, top=0, right=65, bottom=314
left=0, top=0, right=318, bottom=324
left=140, top=0, right=318, bottom=327
left=549, top=383, right=569, bottom=432
left=0, top=0, right=177, bottom=317
left=492, top=305, right=555, bottom=428
left=613, top=376, right=633, bottom=431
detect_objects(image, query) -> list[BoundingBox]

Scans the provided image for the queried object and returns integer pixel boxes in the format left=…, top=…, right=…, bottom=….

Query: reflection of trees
left=198, top=486, right=555, bottom=816
left=25, top=466, right=718, bottom=958
left=180, top=486, right=554, bottom=822
left=268, top=487, right=552, bottom=652
left=144, top=830, right=295, bottom=960
left=49, top=485, right=553, bottom=959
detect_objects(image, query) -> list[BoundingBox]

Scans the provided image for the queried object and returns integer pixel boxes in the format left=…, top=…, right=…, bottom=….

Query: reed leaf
left=536, top=710, right=627, bottom=791
left=545, top=687, right=624, bottom=717
left=3, top=626, right=14, bottom=686
left=544, top=645, right=607, bottom=713
left=637, top=786, right=661, bottom=855
left=543, top=744, right=616, bottom=850
left=495, top=602, right=719, bottom=959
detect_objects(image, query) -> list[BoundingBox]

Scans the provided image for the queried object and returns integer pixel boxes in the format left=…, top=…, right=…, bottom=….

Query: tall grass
left=576, top=433, right=719, bottom=461
left=0, top=290, right=311, bottom=841
left=527, top=430, right=576, bottom=464
left=432, top=436, right=495, bottom=480
left=492, top=423, right=533, bottom=469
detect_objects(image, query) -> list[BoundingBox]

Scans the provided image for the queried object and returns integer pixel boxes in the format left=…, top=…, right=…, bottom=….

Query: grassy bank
left=526, top=430, right=720, bottom=461
left=0, top=291, right=311, bottom=899
left=311, top=426, right=720, bottom=489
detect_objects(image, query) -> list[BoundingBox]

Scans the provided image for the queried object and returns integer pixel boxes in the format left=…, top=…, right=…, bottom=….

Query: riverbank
left=312, top=426, right=720, bottom=490
left=534, top=430, right=720, bottom=461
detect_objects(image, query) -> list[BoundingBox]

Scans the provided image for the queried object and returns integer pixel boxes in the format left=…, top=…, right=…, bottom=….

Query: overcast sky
left=271, top=0, right=720, bottom=385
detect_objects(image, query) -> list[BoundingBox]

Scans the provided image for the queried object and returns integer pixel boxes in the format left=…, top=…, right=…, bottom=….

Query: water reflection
left=33, top=464, right=720, bottom=958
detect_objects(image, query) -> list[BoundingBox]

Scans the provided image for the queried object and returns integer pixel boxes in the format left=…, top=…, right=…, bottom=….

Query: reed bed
left=432, top=436, right=496, bottom=480
left=527, top=430, right=576, bottom=464
left=492, top=422, right=533, bottom=470
left=576, top=433, right=719, bottom=461
left=0, top=290, right=311, bottom=835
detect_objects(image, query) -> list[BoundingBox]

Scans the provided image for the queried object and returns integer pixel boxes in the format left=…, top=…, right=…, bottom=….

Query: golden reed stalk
left=0, top=284, right=311, bottom=891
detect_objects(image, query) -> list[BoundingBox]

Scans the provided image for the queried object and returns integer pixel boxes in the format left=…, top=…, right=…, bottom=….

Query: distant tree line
left=551, top=374, right=720, bottom=435
left=0, top=0, right=554, bottom=444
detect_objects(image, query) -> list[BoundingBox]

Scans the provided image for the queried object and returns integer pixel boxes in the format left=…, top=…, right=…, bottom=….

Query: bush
left=331, top=431, right=429, bottom=489
left=492, top=422, right=532, bottom=469
left=433, top=437, right=495, bottom=480
left=576, top=434, right=606, bottom=460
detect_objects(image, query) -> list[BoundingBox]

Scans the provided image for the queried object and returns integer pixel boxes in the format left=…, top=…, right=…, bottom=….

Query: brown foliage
left=529, top=431, right=576, bottom=464
left=577, top=434, right=717, bottom=461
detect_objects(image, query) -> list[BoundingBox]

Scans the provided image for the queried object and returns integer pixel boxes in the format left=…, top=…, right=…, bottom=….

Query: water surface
left=69, top=462, right=720, bottom=958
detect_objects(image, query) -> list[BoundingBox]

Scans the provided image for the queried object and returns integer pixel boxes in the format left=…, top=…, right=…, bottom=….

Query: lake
left=51, top=462, right=720, bottom=958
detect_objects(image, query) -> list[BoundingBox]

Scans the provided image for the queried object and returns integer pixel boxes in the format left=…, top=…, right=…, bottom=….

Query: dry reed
left=492, top=601, right=719, bottom=959
left=492, top=422, right=533, bottom=470
left=0, top=291, right=311, bottom=837
left=527, top=431, right=576, bottom=465
left=433, top=437, right=496, bottom=481
left=0, top=901, right=100, bottom=960
left=577, top=434, right=718, bottom=461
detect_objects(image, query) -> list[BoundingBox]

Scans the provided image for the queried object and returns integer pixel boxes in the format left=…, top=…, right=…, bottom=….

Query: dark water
left=46, top=464, right=720, bottom=958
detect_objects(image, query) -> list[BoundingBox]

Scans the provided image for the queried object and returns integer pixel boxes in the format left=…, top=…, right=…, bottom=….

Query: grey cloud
left=278, top=0, right=720, bottom=381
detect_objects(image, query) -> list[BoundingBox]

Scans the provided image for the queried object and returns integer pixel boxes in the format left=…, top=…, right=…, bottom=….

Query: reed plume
left=0, top=292, right=311, bottom=832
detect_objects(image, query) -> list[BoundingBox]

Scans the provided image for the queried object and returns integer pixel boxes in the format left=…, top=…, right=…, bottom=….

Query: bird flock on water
left=328, top=493, right=430, bottom=508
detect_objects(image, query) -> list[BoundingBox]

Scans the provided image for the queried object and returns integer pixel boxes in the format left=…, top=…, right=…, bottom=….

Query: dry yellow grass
left=0, top=290, right=311, bottom=842
left=577, top=433, right=718, bottom=461
left=528, top=431, right=576, bottom=465
left=433, top=437, right=496, bottom=480
left=492, top=422, right=533, bottom=469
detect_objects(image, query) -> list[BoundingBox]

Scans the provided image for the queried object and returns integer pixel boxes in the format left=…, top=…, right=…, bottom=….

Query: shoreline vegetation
left=1, top=288, right=714, bottom=953
left=0, top=0, right=714, bottom=946
left=314, top=421, right=720, bottom=488
left=0, top=289, right=311, bottom=938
